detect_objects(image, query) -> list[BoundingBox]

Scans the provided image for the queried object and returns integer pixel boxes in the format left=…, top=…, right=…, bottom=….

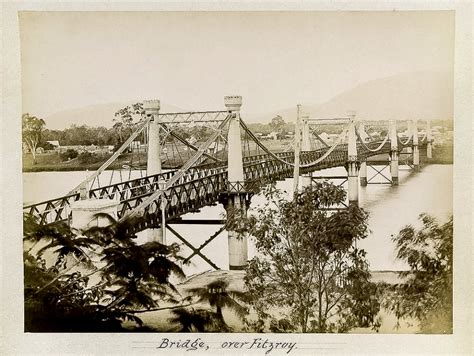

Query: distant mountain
left=249, top=71, right=453, bottom=124
left=44, top=101, right=186, bottom=129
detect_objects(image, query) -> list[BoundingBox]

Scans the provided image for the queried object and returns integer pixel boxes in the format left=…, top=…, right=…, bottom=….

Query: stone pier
left=426, top=120, right=433, bottom=160
left=412, top=119, right=420, bottom=171
left=144, top=99, right=165, bottom=243
left=358, top=121, right=367, bottom=187
left=222, top=95, right=249, bottom=270
left=390, top=119, right=399, bottom=185
left=346, top=111, right=359, bottom=205
left=70, top=198, right=120, bottom=230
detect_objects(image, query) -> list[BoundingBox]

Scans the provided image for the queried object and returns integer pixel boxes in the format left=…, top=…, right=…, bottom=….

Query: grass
left=22, top=152, right=145, bottom=172
left=23, top=140, right=451, bottom=172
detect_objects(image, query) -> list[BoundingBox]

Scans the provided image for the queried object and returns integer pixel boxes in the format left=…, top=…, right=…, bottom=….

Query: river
left=23, top=164, right=452, bottom=274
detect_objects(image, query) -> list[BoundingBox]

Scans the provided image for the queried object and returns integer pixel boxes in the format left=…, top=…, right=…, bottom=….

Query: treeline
left=39, top=119, right=454, bottom=148
left=41, top=125, right=220, bottom=148
left=42, top=125, right=119, bottom=147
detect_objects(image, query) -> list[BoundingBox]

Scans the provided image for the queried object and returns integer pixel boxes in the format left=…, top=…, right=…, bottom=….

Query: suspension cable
left=398, top=135, right=412, bottom=146
left=159, top=123, right=224, bottom=163
left=355, top=130, right=389, bottom=152
left=310, top=128, right=330, bottom=148
left=239, top=119, right=349, bottom=168
left=120, top=113, right=232, bottom=220
left=68, top=116, right=152, bottom=194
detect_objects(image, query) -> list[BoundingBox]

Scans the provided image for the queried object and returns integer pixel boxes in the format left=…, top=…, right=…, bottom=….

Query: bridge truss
left=23, top=102, right=430, bottom=270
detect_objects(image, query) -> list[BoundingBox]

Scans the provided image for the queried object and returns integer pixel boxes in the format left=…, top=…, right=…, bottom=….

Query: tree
left=114, top=103, right=145, bottom=144
left=186, top=279, right=248, bottom=332
left=383, top=214, right=453, bottom=333
left=22, top=113, right=46, bottom=164
left=168, top=307, right=216, bottom=332
left=244, top=182, right=381, bottom=333
left=270, top=115, right=285, bottom=136
left=23, top=213, right=187, bottom=332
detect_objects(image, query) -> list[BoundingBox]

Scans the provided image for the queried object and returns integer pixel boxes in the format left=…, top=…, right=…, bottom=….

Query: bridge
left=23, top=96, right=432, bottom=270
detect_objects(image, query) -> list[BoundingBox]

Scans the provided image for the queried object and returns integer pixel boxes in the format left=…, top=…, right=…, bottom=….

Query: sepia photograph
left=1, top=1, right=472, bottom=355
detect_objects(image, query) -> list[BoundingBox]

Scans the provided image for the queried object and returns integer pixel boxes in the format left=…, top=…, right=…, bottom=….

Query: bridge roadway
left=24, top=140, right=425, bottom=232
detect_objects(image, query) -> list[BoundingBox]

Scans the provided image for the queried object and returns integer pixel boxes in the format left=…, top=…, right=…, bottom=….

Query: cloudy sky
left=20, top=11, right=454, bottom=120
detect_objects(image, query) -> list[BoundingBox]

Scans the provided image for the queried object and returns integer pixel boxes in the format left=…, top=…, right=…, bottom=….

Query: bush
left=60, top=149, right=78, bottom=161
left=23, top=213, right=187, bottom=332
left=383, top=214, right=453, bottom=333
left=243, top=183, right=381, bottom=333
left=78, top=151, right=103, bottom=164
left=37, top=141, right=55, bottom=151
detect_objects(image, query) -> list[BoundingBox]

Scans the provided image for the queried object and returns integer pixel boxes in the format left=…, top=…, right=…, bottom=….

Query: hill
left=249, top=71, right=453, bottom=124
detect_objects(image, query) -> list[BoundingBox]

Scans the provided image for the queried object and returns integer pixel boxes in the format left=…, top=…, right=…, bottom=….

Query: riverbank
left=23, top=151, right=152, bottom=172
left=22, top=142, right=453, bottom=172
left=431, top=145, right=453, bottom=164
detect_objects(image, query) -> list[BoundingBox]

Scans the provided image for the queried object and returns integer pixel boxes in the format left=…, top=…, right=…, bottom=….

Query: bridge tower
left=358, top=121, right=368, bottom=187
left=220, top=95, right=249, bottom=270
left=426, top=120, right=433, bottom=160
left=346, top=111, right=359, bottom=205
left=301, top=114, right=312, bottom=187
left=144, top=100, right=162, bottom=175
left=144, top=100, right=165, bottom=243
left=389, top=119, right=399, bottom=185
left=412, top=119, right=420, bottom=170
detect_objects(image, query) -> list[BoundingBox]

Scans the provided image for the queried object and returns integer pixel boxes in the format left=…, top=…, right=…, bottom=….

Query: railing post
left=390, top=119, right=399, bottom=185
left=144, top=99, right=164, bottom=243
left=426, top=120, right=433, bottom=160
left=144, top=100, right=162, bottom=176
left=412, top=119, right=420, bottom=170
left=346, top=111, right=359, bottom=205
left=79, top=183, right=88, bottom=200
left=222, top=95, right=248, bottom=270
left=358, top=120, right=367, bottom=187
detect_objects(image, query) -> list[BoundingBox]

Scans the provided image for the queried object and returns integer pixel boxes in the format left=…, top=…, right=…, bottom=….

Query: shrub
left=60, top=149, right=78, bottom=161
left=78, top=151, right=102, bottom=164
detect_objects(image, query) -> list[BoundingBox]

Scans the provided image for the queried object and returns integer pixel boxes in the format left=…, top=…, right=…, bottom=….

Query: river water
left=23, top=164, right=452, bottom=274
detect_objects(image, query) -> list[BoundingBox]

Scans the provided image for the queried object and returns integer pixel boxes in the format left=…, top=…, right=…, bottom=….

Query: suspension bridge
left=23, top=96, right=432, bottom=270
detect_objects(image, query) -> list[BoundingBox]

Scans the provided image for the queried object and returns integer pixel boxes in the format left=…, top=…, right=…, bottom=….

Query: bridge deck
left=24, top=141, right=426, bottom=232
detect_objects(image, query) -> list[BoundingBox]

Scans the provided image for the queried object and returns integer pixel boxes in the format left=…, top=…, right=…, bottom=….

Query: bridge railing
left=23, top=193, right=81, bottom=225
left=23, top=170, right=177, bottom=225
left=23, top=139, right=395, bottom=227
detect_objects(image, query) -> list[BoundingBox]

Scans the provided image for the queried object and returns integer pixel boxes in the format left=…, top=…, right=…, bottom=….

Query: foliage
left=77, top=151, right=106, bottom=164
left=243, top=182, right=381, bottom=333
left=43, top=125, right=117, bottom=146
left=60, top=148, right=79, bottom=161
left=114, top=103, right=145, bottom=144
left=23, top=213, right=187, bottom=332
left=168, top=307, right=218, bottom=332
left=383, top=214, right=453, bottom=333
left=182, top=279, right=248, bottom=332
left=37, top=141, right=55, bottom=151
left=22, top=113, right=46, bottom=164
left=270, top=115, right=286, bottom=135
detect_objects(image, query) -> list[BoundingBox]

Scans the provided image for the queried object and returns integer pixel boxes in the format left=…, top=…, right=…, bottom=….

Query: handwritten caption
left=153, top=337, right=297, bottom=354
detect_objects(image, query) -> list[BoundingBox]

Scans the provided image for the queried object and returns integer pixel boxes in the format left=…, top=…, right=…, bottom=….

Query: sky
left=19, top=11, right=454, bottom=120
